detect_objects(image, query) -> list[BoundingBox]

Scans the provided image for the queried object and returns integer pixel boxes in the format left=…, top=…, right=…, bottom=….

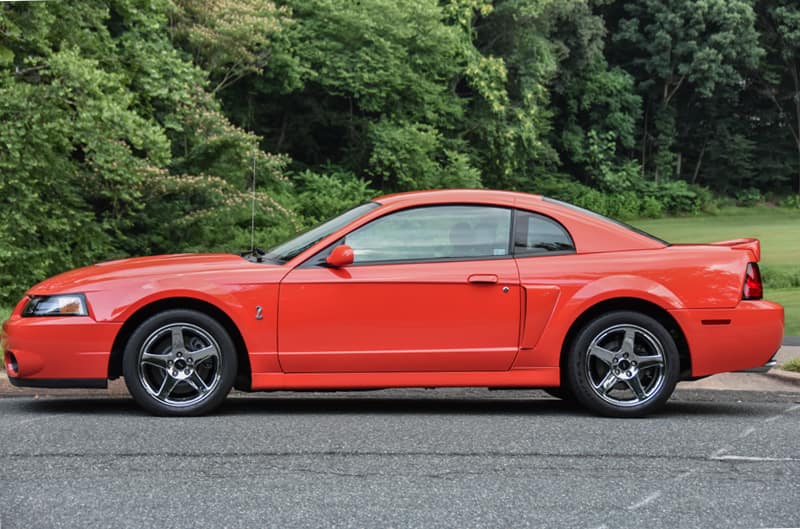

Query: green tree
left=0, top=0, right=293, bottom=304
left=610, top=0, right=763, bottom=182
left=755, top=0, right=800, bottom=192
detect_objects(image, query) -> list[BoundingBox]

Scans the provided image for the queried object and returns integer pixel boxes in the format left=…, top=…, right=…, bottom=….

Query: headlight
left=23, top=295, right=88, bottom=317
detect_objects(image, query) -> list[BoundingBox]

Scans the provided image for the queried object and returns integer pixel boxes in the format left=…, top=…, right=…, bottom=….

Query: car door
left=277, top=204, right=521, bottom=373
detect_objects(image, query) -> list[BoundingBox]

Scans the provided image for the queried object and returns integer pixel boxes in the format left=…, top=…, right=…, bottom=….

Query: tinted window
left=344, top=205, right=512, bottom=264
left=514, top=210, right=575, bottom=255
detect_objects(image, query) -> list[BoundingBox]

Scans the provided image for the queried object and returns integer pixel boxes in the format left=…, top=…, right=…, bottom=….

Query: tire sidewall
left=123, top=309, right=237, bottom=416
left=566, top=310, right=679, bottom=418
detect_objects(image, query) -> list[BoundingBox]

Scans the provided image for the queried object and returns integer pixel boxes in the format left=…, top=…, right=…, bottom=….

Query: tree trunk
left=692, top=143, right=707, bottom=184
left=792, top=64, right=800, bottom=193
left=641, top=103, right=649, bottom=178
left=796, top=141, right=800, bottom=193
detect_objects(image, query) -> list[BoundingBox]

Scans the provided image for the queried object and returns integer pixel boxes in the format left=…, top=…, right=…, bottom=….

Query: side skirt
left=250, top=368, right=559, bottom=391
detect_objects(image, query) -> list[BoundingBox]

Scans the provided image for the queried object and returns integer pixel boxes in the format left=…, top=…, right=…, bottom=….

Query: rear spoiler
left=709, top=238, right=760, bottom=262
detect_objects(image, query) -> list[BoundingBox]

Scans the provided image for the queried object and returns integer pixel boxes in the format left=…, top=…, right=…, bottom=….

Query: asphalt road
left=1, top=389, right=799, bottom=529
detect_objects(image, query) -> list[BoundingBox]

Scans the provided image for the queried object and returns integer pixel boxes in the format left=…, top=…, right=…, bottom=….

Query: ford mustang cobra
left=2, top=190, right=784, bottom=417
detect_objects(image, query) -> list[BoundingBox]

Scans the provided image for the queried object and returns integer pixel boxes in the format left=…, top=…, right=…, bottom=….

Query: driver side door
left=277, top=204, right=521, bottom=373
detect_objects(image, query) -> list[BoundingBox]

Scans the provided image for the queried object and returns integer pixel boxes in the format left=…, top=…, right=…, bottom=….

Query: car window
left=514, top=210, right=575, bottom=255
left=264, top=202, right=380, bottom=264
left=344, top=205, right=512, bottom=264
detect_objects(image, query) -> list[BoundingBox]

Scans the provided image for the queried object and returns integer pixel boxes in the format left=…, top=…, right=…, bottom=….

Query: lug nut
left=184, top=368, right=191, bottom=375
left=614, top=369, right=620, bottom=375
left=632, top=361, right=637, bottom=366
left=172, top=370, right=178, bottom=376
left=177, top=352, right=182, bottom=358
left=187, top=358, right=193, bottom=364
left=613, top=357, right=618, bottom=364
left=626, top=371, right=631, bottom=376
left=168, top=361, right=173, bottom=367
left=623, top=353, right=629, bottom=359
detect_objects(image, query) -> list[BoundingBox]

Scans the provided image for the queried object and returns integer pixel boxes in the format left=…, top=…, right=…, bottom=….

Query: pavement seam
left=627, top=491, right=662, bottom=511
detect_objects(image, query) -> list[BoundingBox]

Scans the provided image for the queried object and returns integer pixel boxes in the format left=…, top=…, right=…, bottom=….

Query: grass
left=782, top=357, right=800, bottom=373
left=633, top=206, right=800, bottom=282
left=768, top=288, right=800, bottom=336
left=633, top=206, right=800, bottom=336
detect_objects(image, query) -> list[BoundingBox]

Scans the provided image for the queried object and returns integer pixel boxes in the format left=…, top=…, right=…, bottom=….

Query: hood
left=29, top=253, right=276, bottom=294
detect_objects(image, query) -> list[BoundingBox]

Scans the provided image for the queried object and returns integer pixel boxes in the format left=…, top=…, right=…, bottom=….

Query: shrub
left=293, top=167, right=378, bottom=225
left=639, top=196, right=664, bottom=218
left=735, top=187, right=763, bottom=207
left=760, top=267, right=800, bottom=289
left=780, top=194, right=800, bottom=209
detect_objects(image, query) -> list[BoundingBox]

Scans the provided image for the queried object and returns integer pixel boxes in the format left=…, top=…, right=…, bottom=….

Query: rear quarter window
left=514, top=210, right=576, bottom=256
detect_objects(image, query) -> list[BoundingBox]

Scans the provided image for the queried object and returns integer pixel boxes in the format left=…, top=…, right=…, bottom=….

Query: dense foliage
left=1, top=0, right=799, bottom=304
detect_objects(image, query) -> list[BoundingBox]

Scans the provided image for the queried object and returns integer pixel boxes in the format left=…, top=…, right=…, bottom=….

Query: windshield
left=264, top=202, right=381, bottom=264
left=543, top=197, right=670, bottom=245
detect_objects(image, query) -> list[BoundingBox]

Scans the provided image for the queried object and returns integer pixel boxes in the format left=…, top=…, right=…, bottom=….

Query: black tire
left=566, top=311, right=679, bottom=418
left=123, top=309, right=237, bottom=416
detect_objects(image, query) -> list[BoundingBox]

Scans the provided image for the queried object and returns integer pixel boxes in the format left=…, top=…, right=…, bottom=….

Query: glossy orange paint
left=2, top=189, right=784, bottom=391
left=326, top=244, right=354, bottom=267
left=278, top=259, right=521, bottom=372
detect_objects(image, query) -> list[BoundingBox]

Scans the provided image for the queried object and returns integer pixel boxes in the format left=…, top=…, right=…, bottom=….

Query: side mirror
left=326, top=244, right=354, bottom=268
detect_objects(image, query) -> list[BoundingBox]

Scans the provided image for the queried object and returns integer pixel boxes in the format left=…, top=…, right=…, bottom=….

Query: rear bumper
left=737, top=358, right=777, bottom=373
left=670, top=300, right=784, bottom=377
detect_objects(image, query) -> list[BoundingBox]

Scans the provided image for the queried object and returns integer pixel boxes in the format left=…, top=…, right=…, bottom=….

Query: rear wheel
left=123, top=309, right=237, bottom=416
left=566, top=311, right=679, bottom=417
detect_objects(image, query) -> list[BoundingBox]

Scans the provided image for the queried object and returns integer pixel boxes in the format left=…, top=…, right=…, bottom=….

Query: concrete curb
left=768, top=368, right=800, bottom=384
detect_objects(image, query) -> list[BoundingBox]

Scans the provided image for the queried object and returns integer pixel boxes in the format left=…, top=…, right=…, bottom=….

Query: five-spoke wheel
left=123, top=310, right=237, bottom=416
left=566, top=311, right=679, bottom=417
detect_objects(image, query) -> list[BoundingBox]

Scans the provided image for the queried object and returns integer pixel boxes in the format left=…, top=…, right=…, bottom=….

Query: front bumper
left=8, top=376, right=107, bottom=389
left=670, top=300, right=784, bottom=377
left=2, top=313, right=120, bottom=382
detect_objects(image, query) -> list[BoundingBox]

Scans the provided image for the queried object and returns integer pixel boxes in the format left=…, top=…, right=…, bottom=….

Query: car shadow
left=8, top=388, right=787, bottom=418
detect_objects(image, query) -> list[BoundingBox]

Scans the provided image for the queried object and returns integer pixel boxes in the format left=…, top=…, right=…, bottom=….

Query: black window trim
left=300, top=203, right=516, bottom=268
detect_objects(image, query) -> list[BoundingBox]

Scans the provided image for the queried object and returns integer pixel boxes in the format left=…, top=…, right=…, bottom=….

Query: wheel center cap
left=618, top=359, right=631, bottom=370
left=175, top=359, right=187, bottom=371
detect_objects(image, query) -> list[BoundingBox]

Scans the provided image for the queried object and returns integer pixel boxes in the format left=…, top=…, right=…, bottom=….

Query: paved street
left=1, top=389, right=799, bottom=529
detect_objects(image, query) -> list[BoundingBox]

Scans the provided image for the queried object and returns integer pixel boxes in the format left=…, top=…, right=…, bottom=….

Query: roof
left=374, top=189, right=542, bottom=206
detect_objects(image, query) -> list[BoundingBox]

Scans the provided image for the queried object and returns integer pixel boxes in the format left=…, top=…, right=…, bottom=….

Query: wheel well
left=560, top=298, right=691, bottom=380
left=108, top=297, right=252, bottom=390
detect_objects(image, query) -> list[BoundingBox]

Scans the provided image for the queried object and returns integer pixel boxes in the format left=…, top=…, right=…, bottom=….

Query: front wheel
left=566, top=311, right=679, bottom=418
left=123, top=309, right=237, bottom=416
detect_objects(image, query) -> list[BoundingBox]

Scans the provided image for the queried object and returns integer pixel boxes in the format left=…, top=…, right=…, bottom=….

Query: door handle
left=468, top=274, right=498, bottom=284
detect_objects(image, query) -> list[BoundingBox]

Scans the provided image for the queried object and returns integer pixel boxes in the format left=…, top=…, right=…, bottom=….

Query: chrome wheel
left=585, top=323, right=666, bottom=408
left=137, top=323, right=222, bottom=408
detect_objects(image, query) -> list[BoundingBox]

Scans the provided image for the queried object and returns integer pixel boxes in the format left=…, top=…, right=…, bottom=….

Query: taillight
left=742, top=262, right=763, bottom=300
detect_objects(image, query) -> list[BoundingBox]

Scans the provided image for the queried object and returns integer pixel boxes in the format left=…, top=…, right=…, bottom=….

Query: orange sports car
left=2, top=190, right=784, bottom=417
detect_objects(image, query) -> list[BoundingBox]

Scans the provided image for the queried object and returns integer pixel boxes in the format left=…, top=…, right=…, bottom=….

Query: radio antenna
left=250, top=140, right=257, bottom=253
